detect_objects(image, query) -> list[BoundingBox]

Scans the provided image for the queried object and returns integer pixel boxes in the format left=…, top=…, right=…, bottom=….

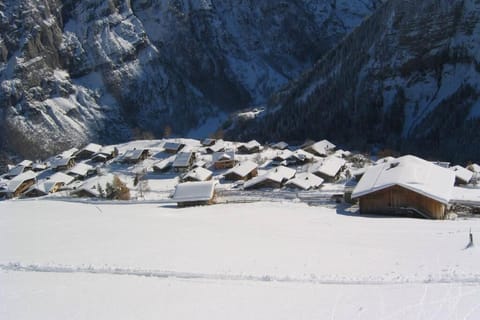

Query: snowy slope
left=1, top=200, right=480, bottom=319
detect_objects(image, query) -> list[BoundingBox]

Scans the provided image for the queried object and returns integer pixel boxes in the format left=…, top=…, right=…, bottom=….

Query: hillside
left=232, top=0, right=480, bottom=162
left=0, top=0, right=382, bottom=159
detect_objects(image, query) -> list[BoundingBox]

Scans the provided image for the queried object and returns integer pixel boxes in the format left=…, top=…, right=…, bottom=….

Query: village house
left=272, top=150, right=294, bottom=166
left=122, top=149, right=149, bottom=164
left=50, top=156, right=76, bottom=172
left=24, top=172, right=75, bottom=198
left=71, top=173, right=122, bottom=198
left=74, top=143, right=102, bottom=160
left=351, top=155, right=455, bottom=219
left=173, top=152, right=196, bottom=172
left=3, top=164, right=30, bottom=179
left=223, top=160, right=258, bottom=181
left=271, top=141, right=289, bottom=150
left=201, top=138, right=216, bottom=147
left=244, top=166, right=296, bottom=189
left=286, top=149, right=315, bottom=166
left=5, top=171, right=37, bottom=198
left=205, top=140, right=225, bottom=154
left=303, top=139, right=336, bottom=157
left=309, top=156, right=346, bottom=181
left=152, top=156, right=175, bottom=173
left=163, top=141, right=185, bottom=154
left=286, top=172, right=324, bottom=190
left=181, top=167, right=213, bottom=182
left=172, top=181, right=217, bottom=207
left=67, top=163, right=96, bottom=181
left=212, top=151, right=236, bottom=169
left=237, top=140, right=262, bottom=154
left=91, top=146, right=119, bottom=163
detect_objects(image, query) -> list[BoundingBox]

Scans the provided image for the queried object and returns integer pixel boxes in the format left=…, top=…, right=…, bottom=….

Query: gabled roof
left=467, top=163, right=480, bottom=173
left=206, top=140, right=225, bottom=153
left=244, top=166, right=296, bottom=189
left=68, top=163, right=94, bottom=177
left=310, top=156, right=346, bottom=178
left=273, top=149, right=294, bottom=161
left=123, top=149, right=148, bottom=161
left=173, top=152, right=194, bottom=168
left=182, top=167, right=213, bottom=182
left=79, top=143, right=102, bottom=154
left=289, top=149, right=315, bottom=162
left=74, top=174, right=116, bottom=197
left=286, top=172, right=324, bottom=190
left=212, top=151, right=235, bottom=163
left=153, top=156, right=175, bottom=171
left=271, top=141, right=289, bottom=150
left=17, top=160, right=33, bottom=167
left=304, top=140, right=336, bottom=156
left=49, top=172, right=75, bottom=185
left=352, top=155, right=455, bottom=205
left=7, top=171, right=37, bottom=192
left=450, top=165, right=473, bottom=184
left=201, top=138, right=216, bottom=146
left=172, top=181, right=216, bottom=202
left=239, top=140, right=262, bottom=151
left=163, top=141, right=184, bottom=152
left=224, top=161, right=258, bottom=178
left=50, top=156, right=74, bottom=169
left=5, top=165, right=27, bottom=178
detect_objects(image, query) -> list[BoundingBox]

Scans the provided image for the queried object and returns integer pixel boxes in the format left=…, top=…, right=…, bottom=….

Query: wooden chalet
left=303, top=139, right=336, bottom=157
left=212, top=151, right=236, bottom=169
left=237, top=140, right=262, bottom=154
left=23, top=172, right=74, bottom=198
left=6, top=171, right=37, bottom=198
left=152, top=156, right=175, bottom=173
left=67, top=163, right=96, bottom=180
left=181, top=167, right=213, bottom=182
left=205, top=140, right=226, bottom=154
left=244, top=166, right=296, bottom=189
left=223, top=161, right=258, bottom=181
left=309, top=156, right=346, bottom=182
left=122, top=149, right=149, bottom=164
left=271, top=141, right=289, bottom=150
left=51, top=157, right=76, bottom=172
left=173, top=152, right=196, bottom=172
left=3, top=164, right=30, bottom=179
left=201, top=138, right=216, bottom=147
left=163, top=141, right=185, bottom=154
left=74, top=143, right=102, bottom=160
left=286, top=172, right=324, bottom=190
left=351, top=155, right=455, bottom=219
left=91, top=146, right=119, bottom=163
left=172, top=181, right=216, bottom=207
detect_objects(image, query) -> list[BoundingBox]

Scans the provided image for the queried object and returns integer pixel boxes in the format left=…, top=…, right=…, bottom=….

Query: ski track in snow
left=2, top=263, right=480, bottom=286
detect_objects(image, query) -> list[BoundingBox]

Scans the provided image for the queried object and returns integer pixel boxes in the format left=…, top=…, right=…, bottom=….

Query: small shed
left=173, top=152, right=196, bottom=172
left=450, top=165, right=473, bottom=185
left=303, top=140, right=336, bottom=157
left=351, top=155, right=455, bottom=219
left=237, top=140, right=262, bottom=154
left=310, top=156, right=346, bottom=181
left=181, top=167, right=213, bottom=182
left=212, top=151, right=236, bottom=169
left=244, top=166, right=296, bottom=189
left=163, top=141, right=185, bottom=154
left=172, top=181, right=217, bottom=207
left=286, top=172, right=324, bottom=190
left=223, top=161, right=258, bottom=181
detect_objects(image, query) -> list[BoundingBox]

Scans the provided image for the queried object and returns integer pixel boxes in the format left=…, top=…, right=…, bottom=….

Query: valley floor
left=1, top=200, right=480, bottom=319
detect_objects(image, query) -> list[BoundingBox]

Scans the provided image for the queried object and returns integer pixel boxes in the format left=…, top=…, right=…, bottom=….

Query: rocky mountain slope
left=233, top=0, right=480, bottom=162
left=0, top=0, right=382, bottom=159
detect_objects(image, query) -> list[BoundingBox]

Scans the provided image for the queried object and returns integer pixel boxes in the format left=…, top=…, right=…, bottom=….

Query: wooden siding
left=214, top=160, right=236, bottom=170
left=224, top=168, right=258, bottom=181
left=358, top=185, right=446, bottom=219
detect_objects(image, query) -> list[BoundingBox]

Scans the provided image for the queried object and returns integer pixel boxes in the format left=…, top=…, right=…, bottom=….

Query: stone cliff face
left=0, top=0, right=381, bottom=159
left=234, top=0, right=480, bottom=162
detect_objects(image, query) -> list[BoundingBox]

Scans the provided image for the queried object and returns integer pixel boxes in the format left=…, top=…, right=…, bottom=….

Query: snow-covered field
left=1, top=199, right=480, bottom=319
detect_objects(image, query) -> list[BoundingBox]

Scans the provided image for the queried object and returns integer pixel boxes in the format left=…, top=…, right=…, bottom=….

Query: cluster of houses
left=1, top=137, right=479, bottom=220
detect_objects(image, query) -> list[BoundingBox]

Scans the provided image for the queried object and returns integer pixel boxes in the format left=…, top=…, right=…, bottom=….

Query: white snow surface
left=1, top=200, right=480, bottom=319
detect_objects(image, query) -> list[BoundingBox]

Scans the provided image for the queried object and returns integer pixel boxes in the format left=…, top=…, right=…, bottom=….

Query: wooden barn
left=173, top=152, right=196, bottom=172
left=163, top=141, right=185, bottom=154
left=74, top=143, right=102, bottom=160
left=122, top=149, right=149, bottom=164
left=351, top=155, right=455, bottom=219
left=303, top=139, right=336, bottom=157
left=237, top=140, right=262, bottom=154
left=172, top=181, right=217, bottom=207
left=243, top=166, right=296, bottom=189
left=51, top=157, right=76, bottom=172
left=6, top=171, right=37, bottom=198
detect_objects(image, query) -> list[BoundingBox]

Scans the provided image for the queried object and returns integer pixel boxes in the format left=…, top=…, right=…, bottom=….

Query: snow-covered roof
left=68, top=163, right=94, bottom=177
left=224, top=160, right=258, bottom=178
left=310, top=156, right=346, bottom=178
left=244, top=166, right=296, bottom=189
left=74, top=174, right=116, bottom=197
left=182, top=167, right=213, bottom=182
left=7, top=171, right=37, bottom=192
left=50, top=157, right=74, bottom=169
left=26, top=181, right=59, bottom=195
left=123, top=149, right=148, bottom=161
left=271, top=141, right=289, bottom=150
left=32, top=162, right=48, bottom=171
left=334, top=149, right=352, bottom=158
left=79, top=143, right=102, bottom=154
left=5, top=165, right=27, bottom=178
left=201, top=138, right=216, bottom=146
left=273, top=149, right=294, bottom=161
left=286, top=172, right=324, bottom=190
left=163, top=141, right=184, bottom=152
left=212, top=151, right=235, bottom=163
left=173, top=152, right=194, bottom=168
left=467, top=163, right=480, bottom=173
left=206, top=140, right=225, bottom=153
left=17, top=160, right=33, bottom=167
left=239, top=140, right=262, bottom=151
left=172, top=181, right=216, bottom=202
left=153, top=156, right=175, bottom=171
left=305, top=140, right=336, bottom=156
left=98, top=145, right=116, bottom=155
left=375, top=156, right=396, bottom=165
left=450, top=165, right=473, bottom=184
left=289, top=149, right=315, bottom=162
left=48, top=172, right=75, bottom=185
left=352, top=155, right=456, bottom=205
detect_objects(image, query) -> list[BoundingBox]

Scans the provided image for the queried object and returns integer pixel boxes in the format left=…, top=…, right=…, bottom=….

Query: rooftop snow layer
left=352, top=155, right=455, bottom=204
left=172, top=181, right=216, bottom=202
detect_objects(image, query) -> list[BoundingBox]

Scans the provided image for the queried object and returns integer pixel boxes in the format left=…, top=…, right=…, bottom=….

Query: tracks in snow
left=2, top=263, right=480, bottom=286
